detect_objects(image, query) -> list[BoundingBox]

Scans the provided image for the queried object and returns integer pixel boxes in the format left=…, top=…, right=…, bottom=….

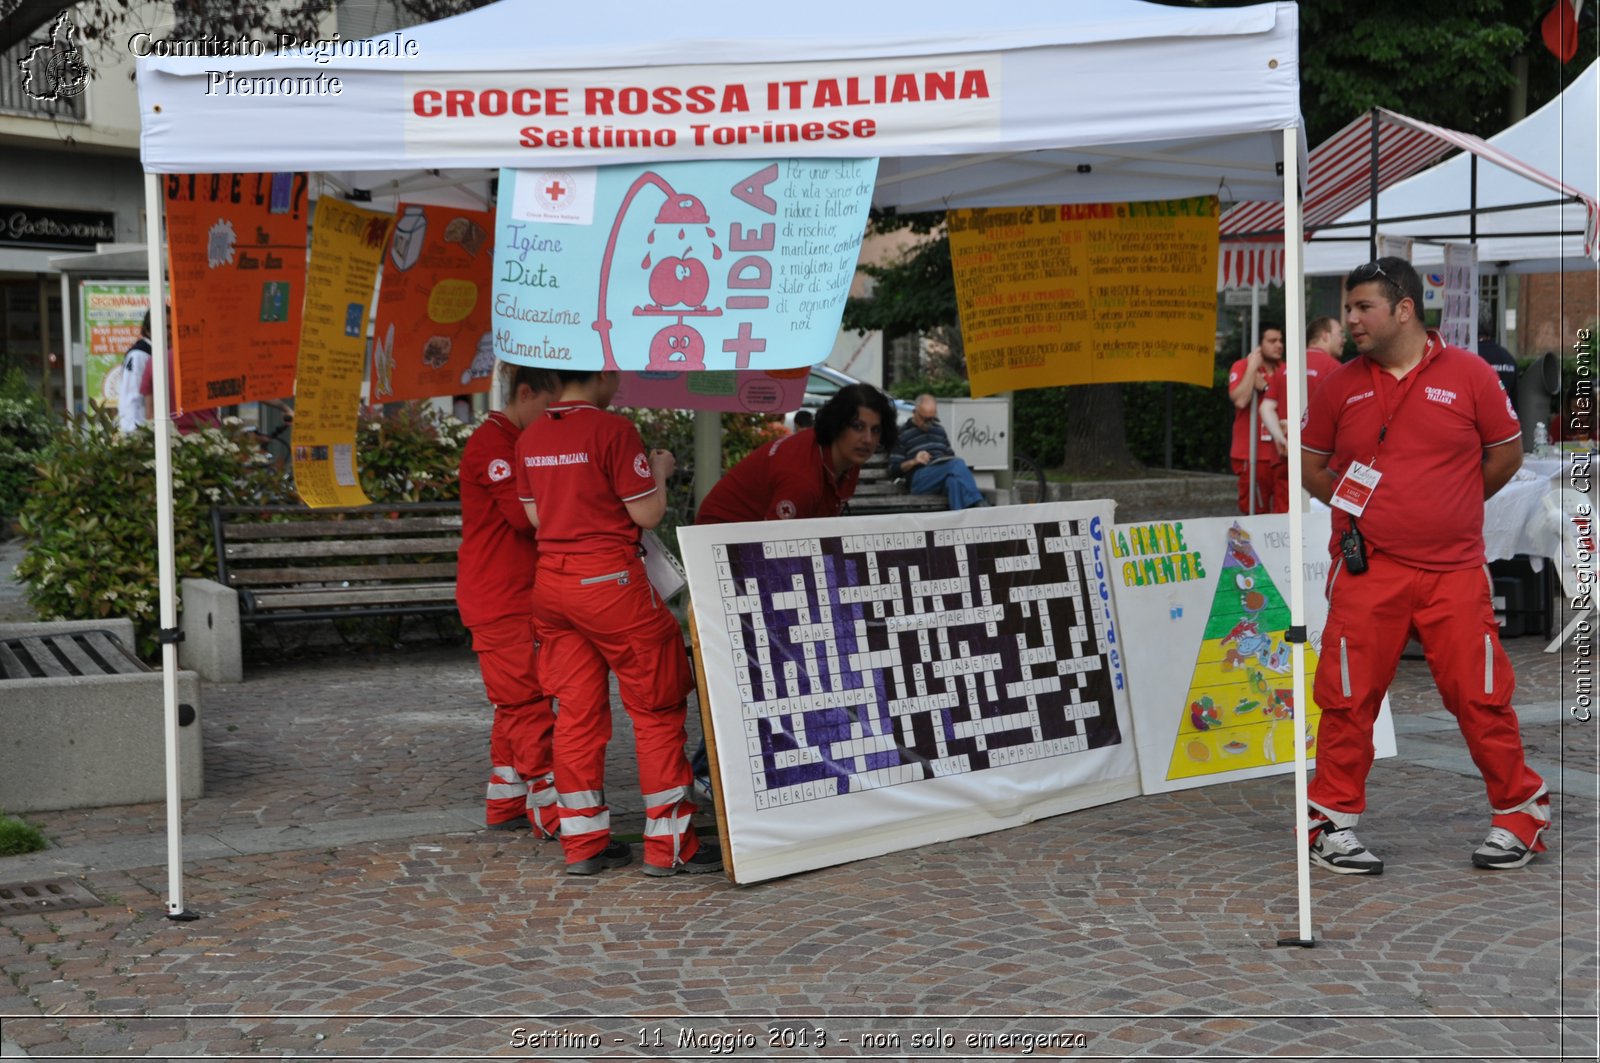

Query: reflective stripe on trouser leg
left=485, top=766, right=529, bottom=825
left=1491, top=784, right=1552, bottom=851
left=526, top=771, right=558, bottom=839
left=643, top=785, right=696, bottom=867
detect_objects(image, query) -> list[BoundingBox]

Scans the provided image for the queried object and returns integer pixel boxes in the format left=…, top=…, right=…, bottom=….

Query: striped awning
left=1219, top=107, right=1600, bottom=287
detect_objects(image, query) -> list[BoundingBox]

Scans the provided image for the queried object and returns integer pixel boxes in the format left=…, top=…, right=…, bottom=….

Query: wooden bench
left=179, top=502, right=463, bottom=681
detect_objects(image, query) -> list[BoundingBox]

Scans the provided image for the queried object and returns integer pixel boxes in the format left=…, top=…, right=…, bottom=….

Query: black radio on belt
left=1339, top=520, right=1368, bottom=575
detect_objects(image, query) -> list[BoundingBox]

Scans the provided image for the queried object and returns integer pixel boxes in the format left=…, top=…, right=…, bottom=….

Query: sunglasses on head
left=1351, top=261, right=1393, bottom=284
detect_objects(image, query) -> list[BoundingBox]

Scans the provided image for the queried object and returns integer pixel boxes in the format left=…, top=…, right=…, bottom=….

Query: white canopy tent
left=1304, top=59, right=1598, bottom=275
left=134, top=0, right=1318, bottom=934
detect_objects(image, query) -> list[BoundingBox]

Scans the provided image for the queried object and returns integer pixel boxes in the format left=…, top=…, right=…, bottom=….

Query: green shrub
left=1122, top=375, right=1234, bottom=473
left=0, top=812, right=48, bottom=856
left=0, top=369, right=53, bottom=534
left=16, top=410, right=285, bottom=657
left=357, top=402, right=474, bottom=502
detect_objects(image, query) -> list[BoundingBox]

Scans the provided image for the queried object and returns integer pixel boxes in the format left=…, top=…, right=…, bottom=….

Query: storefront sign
left=0, top=203, right=116, bottom=249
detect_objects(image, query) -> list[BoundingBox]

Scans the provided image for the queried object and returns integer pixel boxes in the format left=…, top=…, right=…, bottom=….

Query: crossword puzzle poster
left=679, top=502, right=1141, bottom=884
left=1112, top=511, right=1396, bottom=796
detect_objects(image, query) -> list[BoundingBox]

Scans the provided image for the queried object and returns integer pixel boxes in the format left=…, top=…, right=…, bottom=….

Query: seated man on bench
left=888, top=394, right=986, bottom=510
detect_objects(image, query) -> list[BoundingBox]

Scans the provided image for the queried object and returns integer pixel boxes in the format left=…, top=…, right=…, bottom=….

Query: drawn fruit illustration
left=648, top=254, right=709, bottom=308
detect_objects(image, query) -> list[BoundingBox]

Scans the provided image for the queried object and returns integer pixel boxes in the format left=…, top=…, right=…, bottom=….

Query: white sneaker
left=1472, top=826, right=1539, bottom=870
left=1309, top=825, right=1384, bottom=875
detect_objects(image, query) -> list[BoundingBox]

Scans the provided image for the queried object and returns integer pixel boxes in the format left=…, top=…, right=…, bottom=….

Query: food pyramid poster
left=1166, top=522, right=1313, bottom=781
left=1110, top=511, right=1396, bottom=796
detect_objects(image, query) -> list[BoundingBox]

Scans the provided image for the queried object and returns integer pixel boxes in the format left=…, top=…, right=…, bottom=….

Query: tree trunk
left=1057, top=384, right=1142, bottom=479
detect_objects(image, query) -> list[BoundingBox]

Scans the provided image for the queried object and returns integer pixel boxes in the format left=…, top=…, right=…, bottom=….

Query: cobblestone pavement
left=0, top=587, right=1595, bottom=1059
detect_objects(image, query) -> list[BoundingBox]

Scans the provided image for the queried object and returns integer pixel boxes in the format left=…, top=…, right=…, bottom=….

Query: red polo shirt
left=1228, top=357, right=1280, bottom=461
left=456, top=411, right=537, bottom=628
left=1262, top=347, right=1343, bottom=418
left=695, top=428, right=859, bottom=525
left=1302, top=332, right=1523, bottom=571
left=515, top=402, right=656, bottom=555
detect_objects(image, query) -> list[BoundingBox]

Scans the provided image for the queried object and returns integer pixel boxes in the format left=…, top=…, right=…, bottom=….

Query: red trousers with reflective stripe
left=1310, top=552, right=1547, bottom=847
left=472, top=615, right=557, bottom=835
left=534, top=550, right=700, bottom=868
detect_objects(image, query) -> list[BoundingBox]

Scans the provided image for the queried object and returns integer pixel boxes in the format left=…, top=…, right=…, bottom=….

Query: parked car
left=785, top=365, right=915, bottom=431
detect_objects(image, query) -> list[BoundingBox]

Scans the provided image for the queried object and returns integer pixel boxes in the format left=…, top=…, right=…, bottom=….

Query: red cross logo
left=544, top=180, right=567, bottom=203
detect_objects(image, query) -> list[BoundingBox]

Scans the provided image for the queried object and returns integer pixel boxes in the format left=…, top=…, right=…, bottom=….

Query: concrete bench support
left=0, top=620, right=203, bottom=813
left=181, top=577, right=243, bottom=684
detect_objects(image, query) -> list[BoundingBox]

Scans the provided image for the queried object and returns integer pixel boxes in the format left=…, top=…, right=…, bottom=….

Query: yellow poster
left=292, top=198, right=394, bottom=508
left=949, top=196, right=1219, bottom=397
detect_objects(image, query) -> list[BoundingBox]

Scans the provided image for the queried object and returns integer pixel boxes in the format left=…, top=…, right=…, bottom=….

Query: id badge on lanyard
left=1330, top=461, right=1381, bottom=516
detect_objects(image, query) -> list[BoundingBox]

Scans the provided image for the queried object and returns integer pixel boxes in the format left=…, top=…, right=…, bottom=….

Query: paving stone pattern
left=0, top=585, right=1595, bottom=1059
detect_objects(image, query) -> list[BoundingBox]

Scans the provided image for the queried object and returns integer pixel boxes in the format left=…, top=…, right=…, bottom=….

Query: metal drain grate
left=0, top=878, right=104, bottom=916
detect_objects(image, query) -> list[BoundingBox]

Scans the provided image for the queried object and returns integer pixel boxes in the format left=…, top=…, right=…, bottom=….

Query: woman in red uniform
left=457, top=364, right=560, bottom=833
left=695, top=384, right=898, bottom=524
left=516, top=368, right=719, bottom=877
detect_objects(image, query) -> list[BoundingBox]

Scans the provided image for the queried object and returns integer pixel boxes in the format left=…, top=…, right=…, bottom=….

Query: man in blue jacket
left=888, top=394, right=987, bottom=509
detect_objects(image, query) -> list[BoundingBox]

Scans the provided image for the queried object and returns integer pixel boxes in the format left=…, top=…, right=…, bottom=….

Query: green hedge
left=1013, top=367, right=1233, bottom=474
left=0, top=369, right=54, bottom=534
left=17, top=402, right=477, bottom=657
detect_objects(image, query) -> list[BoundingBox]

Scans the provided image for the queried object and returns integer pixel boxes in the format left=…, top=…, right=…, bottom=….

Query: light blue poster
left=492, top=158, right=878, bottom=372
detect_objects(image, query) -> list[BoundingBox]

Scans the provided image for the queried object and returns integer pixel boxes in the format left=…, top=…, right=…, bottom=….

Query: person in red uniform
left=1226, top=326, right=1285, bottom=515
left=695, top=383, right=898, bottom=525
left=1259, top=316, right=1345, bottom=513
left=457, top=364, right=560, bottom=833
left=516, top=368, right=719, bottom=877
left=1301, top=257, right=1546, bottom=875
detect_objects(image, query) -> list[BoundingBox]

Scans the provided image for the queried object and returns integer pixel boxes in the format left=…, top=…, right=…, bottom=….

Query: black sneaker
left=1472, top=826, right=1539, bottom=870
left=486, top=817, right=531, bottom=832
left=642, top=844, right=724, bottom=877
left=565, top=839, right=632, bottom=876
left=1309, top=825, right=1384, bottom=875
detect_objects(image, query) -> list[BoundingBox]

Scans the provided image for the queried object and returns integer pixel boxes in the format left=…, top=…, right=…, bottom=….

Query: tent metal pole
left=144, top=172, right=192, bottom=922
left=58, top=271, right=73, bottom=416
left=1280, top=123, right=1315, bottom=949
left=1470, top=154, right=1479, bottom=244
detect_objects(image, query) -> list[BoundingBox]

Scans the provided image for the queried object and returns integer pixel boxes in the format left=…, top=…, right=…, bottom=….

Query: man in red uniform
left=516, top=368, right=719, bottom=877
left=695, top=383, right=898, bottom=525
left=457, top=364, right=560, bottom=833
left=1301, top=257, right=1546, bottom=875
left=1259, top=316, right=1345, bottom=513
left=1227, top=326, right=1285, bottom=515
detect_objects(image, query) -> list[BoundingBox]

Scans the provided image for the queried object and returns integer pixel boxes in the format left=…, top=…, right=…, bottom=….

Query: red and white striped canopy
left=1219, top=106, right=1600, bottom=287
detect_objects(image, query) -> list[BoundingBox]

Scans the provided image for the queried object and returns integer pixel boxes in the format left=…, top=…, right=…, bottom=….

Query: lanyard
left=1363, top=334, right=1438, bottom=463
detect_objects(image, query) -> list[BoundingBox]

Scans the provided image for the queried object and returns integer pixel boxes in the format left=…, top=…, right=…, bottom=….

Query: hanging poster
left=949, top=196, right=1219, bottom=396
left=164, top=172, right=308, bottom=410
left=1110, top=511, right=1396, bottom=796
left=369, top=202, right=497, bottom=402
left=680, top=502, right=1139, bottom=884
left=292, top=197, right=393, bottom=508
left=80, top=280, right=150, bottom=409
left=1440, top=242, right=1478, bottom=353
left=491, top=159, right=876, bottom=374
left=613, top=366, right=808, bottom=413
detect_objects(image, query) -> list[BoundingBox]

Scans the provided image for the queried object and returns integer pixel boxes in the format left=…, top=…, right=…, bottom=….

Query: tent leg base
left=165, top=908, right=202, bottom=922
left=1276, top=935, right=1316, bottom=948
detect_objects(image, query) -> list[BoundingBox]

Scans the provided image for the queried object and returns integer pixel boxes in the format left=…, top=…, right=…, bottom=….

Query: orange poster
left=164, top=173, right=309, bottom=410
left=370, top=202, right=495, bottom=402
